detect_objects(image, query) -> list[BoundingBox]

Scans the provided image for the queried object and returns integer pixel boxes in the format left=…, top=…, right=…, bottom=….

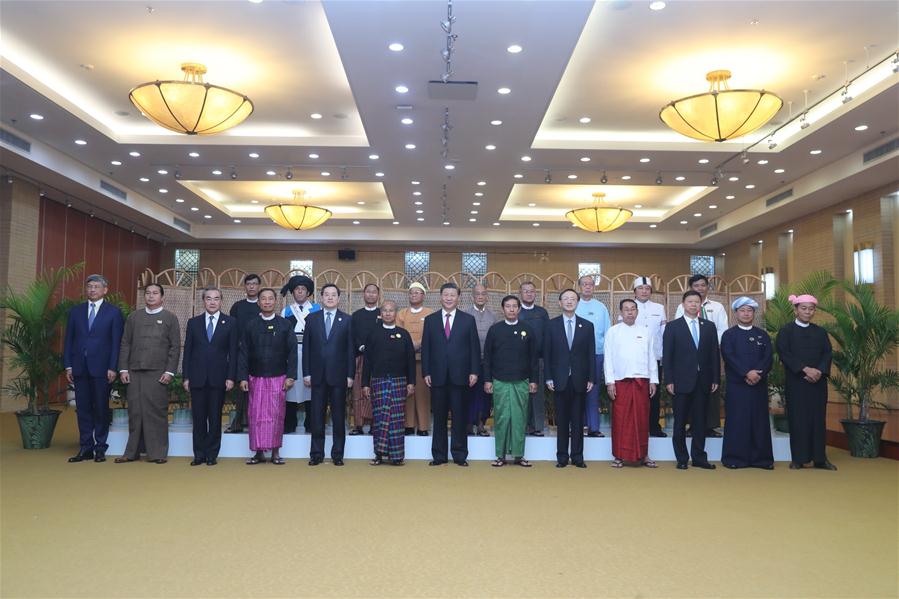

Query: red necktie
left=444, top=313, right=451, bottom=339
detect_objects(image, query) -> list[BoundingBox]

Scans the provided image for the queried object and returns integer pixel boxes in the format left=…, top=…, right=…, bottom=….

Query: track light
left=230, top=167, right=238, bottom=180
left=710, top=173, right=719, bottom=186
left=285, top=168, right=293, bottom=180
left=600, top=171, right=608, bottom=184
left=767, top=137, right=777, bottom=150
left=892, top=53, right=899, bottom=74
left=174, top=168, right=182, bottom=180
left=544, top=170, right=552, bottom=184
left=840, top=86, right=852, bottom=104
left=799, top=114, right=809, bottom=129
left=655, top=173, right=663, bottom=185
left=741, top=151, right=750, bottom=165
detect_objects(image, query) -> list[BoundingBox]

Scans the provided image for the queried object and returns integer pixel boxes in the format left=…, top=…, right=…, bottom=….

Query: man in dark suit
left=544, top=289, right=595, bottom=468
left=182, top=287, right=238, bottom=466
left=663, top=290, right=721, bottom=470
left=63, top=274, right=124, bottom=463
left=226, top=273, right=261, bottom=433
left=302, top=283, right=355, bottom=466
left=421, top=282, right=480, bottom=466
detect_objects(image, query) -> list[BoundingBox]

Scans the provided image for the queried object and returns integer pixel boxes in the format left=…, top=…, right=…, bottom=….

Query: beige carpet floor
left=1, top=411, right=897, bottom=599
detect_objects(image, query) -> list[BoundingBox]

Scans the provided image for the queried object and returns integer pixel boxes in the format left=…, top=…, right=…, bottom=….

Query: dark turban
left=281, top=275, right=314, bottom=297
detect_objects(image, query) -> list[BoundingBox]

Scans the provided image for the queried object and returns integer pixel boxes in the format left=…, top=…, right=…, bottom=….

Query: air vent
left=100, top=180, right=127, bottom=201
left=766, top=188, right=793, bottom=207
left=427, top=80, right=478, bottom=100
left=173, top=217, right=191, bottom=232
left=0, top=128, right=31, bottom=153
left=699, top=223, right=718, bottom=237
left=863, top=138, right=899, bottom=163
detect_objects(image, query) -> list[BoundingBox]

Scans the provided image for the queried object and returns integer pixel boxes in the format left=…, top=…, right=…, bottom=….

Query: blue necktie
left=566, top=319, right=574, bottom=349
left=690, top=318, right=699, bottom=348
left=325, top=312, right=333, bottom=339
left=88, top=303, right=96, bottom=331
left=207, top=315, right=214, bottom=342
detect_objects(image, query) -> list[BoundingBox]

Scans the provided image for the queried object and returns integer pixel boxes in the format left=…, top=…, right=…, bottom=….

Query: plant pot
left=171, top=407, right=192, bottom=427
left=15, top=410, right=61, bottom=449
left=112, top=408, right=129, bottom=428
left=771, top=413, right=789, bottom=433
left=840, top=419, right=885, bottom=458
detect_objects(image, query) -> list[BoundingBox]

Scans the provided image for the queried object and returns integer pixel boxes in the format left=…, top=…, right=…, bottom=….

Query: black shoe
left=308, top=458, right=322, bottom=466
left=724, top=463, right=739, bottom=469
left=814, top=461, right=837, bottom=471
left=405, top=428, right=415, bottom=435
left=348, top=428, right=363, bottom=436
left=650, top=431, right=668, bottom=438
left=587, top=431, right=605, bottom=438
left=333, top=459, right=345, bottom=466
left=693, top=461, right=716, bottom=470
left=706, top=429, right=723, bottom=438
left=789, top=462, right=803, bottom=470
left=428, top=460, right=444, bottom=466
left=555, top=462, right=567, bottom=468
left=573, top=461, right=587, bottom=469
left=760, top=464, right=775, bottom=470
left=93, top=451, right=106, bottom=463
left=416, top=430, right=429, bottom=436
left=68, top=452, right=93, bottom=463
left=676, top=462, right=689, bottom=470
left=206, top=458, right=217, bottom=466
left=190, top=458, right=205, bottom=466
left=225, top=428, right=244, bottom=434
left=455, top=460, right=469, bottom=467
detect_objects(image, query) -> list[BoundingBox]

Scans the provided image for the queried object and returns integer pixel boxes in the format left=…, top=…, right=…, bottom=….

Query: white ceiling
left=0, top=0, right=897, bottom=248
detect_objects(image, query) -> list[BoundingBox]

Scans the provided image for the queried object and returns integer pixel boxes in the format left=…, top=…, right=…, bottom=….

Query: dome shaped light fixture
left=129, top=63, right=254, bottom=135
left=566, top=192, right=633, bottom=233
left=659, top=70, right=782, bottom=142
left=264, top=190, right=331, bottom=231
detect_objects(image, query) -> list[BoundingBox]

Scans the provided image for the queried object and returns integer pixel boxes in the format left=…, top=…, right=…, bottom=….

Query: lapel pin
left=156, top=319, right=163, bottom=324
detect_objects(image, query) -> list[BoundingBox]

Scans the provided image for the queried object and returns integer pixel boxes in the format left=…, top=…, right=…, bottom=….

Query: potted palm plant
left=169, top=373, right=192, bottom=427
left=1, top=264, right=82, bottom=448
left=820, top=281, right=899, bottom=458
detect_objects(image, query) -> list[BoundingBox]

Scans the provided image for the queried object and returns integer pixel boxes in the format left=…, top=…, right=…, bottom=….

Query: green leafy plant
left=819, top=281, right=899, bottom=422
left=1, top=263, right=83, bottom=415
left=168, top=373, right=190, bottom=408
left=104, top=291, right=133, bottom=408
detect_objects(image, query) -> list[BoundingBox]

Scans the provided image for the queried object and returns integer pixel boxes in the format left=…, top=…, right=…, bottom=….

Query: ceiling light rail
left=440, top=0, right=457, bottom=83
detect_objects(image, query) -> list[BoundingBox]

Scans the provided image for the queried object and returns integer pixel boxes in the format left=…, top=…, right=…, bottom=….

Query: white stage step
left=105, top=425, right=793, bottom=461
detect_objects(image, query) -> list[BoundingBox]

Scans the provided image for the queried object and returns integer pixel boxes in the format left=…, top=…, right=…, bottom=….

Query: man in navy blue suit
left=302, top=283, right=355, bottom=466
left=663, top=290, right=721, bottom=470
left=544, top=289, right=596, bottom=468
left=182, top=287, right=238, bottom=466
left=421, top=282, right=480, bottom=466
left=63, top=274, right=124, bottom=463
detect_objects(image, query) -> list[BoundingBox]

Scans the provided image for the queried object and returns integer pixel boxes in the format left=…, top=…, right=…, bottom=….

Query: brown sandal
left=611, top=459, right=624, bottom=468
left=642, top=459, right=658, bottom=468
left=114, top=457, right=136, bottom=463
left=491, top=458, right=505, bottom=467
left=514, top=458, right=532, bottom=468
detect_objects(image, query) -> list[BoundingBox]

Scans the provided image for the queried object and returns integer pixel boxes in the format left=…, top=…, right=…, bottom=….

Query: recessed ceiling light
left=159, top=188, right=168, bottom=193
left=787, top=228, right=794, bottom=233
left=413, top=191, right=422, bottom=196
left=621, top=175, right=632, bottom=180
left=444, top=221, right=451, bottom=226
left=846, top=209, right=853, bottom=214
left=190, top=207, right=199, bottom=211
left=129, top=151, right=141, bottom=157
left=580, top=156, right=591, bottom=162
left=493, top=222, right=500, bottom=226
left=266, top=170, right=276, bottom=176
left=774, top=168, right=785, bottom=174
left=649, top=224, right=657, bottom=228
left=352, top=220, right=360, bottom=225
left=405, top=143, right=416, bottom=149
left=357, top=201, right=366, bottom=205
left=392, top=221, right=400, bottom=225
left=188, top=151, right=200, bottom=158
left=728, top=176, right=739, bottom=182
left=418, top=217, right=426, bottom=222
left=395, top=85, right=409, bottom=94
left=248, top=152, right=260, bottom=159
left=204, top=214, right=212, bottom=219
left=745, top=184, right=755, bottom=189
left=757, top=159, right=768, bottom=165
left=367, top=155, right=380, bottom=161
left=74, top=139, right=87, bottom=145
left=578, top=117, right=591, bottom=124
left=473, top=202, right=481, bottom=206
left=139, top=177, right=150, bottom=182
left=414, top=201, right=423, bottom=206
left=810, top=149, right=822, bottom=155
left=698, top=158, right=709, bottom=164
left=725, top=195, right=735, bottom=199
left=521, top=155, right=531, bottom=162
left=514, top=173, right=523, bottom=179
left=675, top=175, right=686, bottom=181
left=416, top=209, right=424, bottom=214
left=411, top=180, right=420, bottom=185
left=212, top=169, right=222, bottom=175
left=248, top=0, right=262, bottom=4
left=251, top=200, right=259, bottom=204
left=527, top=202, right=536, bottom=207
left=375, top=172, right=385, bottom=177
left=477, top=181, right=486, bottom=186
left=175, top=198, right=184, bottom=203
left=758, top=239, right=764, bottom=243
left=233, top=218, right=242, bottom=223
left=30, top=113, right=44, bottom=120
left=155, top=169, right=168, bottom=175
left=497, top=87, right=511, bottom=95
left=470, top=210, right=478, bottom=214
left=532, top=223, right=540, bottom=227
left=507, top=44, right=523, bottom=54
left=490, top=120, right=502, bottom=126
left=709, top=204, right=718, bottom=209
left=567, top=174, right=577, bottom=179
left=110, top=160, right=122, bottom=166
left=650, top=1, right=666, bottom=10
left=401, top=117, right=414, bottom=125
left=309, top=153, right=319, bottom=159
left=474, top=192, right=484, bottom=197
left=485, top=144, right=496, bottom=150
left=680, top=220, right=688, bottom=225
left=469, top=218, right=477, bottom=222
left=388, top=42, right=404, bottom=52
left=634, top=204, right=643, bottom=208
left=639, top=157, right=651, bottom=163
left=310, top=113, right=323, bottom=119
left=444, top=164, right=455, bottom=170
left=321, top=171, right=331, bottom=176
left=854, top=124, right=869, bottom=131
left=693, top=212, right=702, bottom=217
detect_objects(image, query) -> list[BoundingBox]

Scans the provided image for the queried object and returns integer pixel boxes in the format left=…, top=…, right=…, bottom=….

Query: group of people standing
left=61, top=271, right=836, bottom=472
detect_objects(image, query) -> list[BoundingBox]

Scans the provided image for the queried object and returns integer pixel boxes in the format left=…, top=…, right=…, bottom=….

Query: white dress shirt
left=603, top=322, right=659, bottom=384
left=675, top=298, right=728, bottom=342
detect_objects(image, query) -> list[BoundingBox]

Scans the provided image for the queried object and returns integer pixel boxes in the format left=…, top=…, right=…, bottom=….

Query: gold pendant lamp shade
left=265, top=191, right=332, bottom=231
left=129, top=63, right=254, bottom=135
left=660, top=70, right=782, bottom=142
left=566, top=192, right=633, bottom=233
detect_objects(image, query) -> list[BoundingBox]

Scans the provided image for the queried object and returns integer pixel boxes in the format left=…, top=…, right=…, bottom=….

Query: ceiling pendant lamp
left=660, top=70, right=782, bottom=142
left=566, top=192, right=632, bottom=233
left=265, top=191, right=332, bottom=231
left=129, top=63, right=254, bottom=135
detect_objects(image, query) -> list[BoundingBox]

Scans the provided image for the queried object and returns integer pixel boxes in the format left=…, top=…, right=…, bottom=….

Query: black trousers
left=649, top=361, right=663, bottom=434
left=284, top=402, right=299, bottom=433
left=786, top=382, right=828, bottom=465
left=673, top=387, right=710, bottom=465
left=431, top=384, right=468, bottom=464
left=73, top=372, right=111, bottom=453
left=310, top=385, right=347, bottom=461
left=231, top=390, right=248, bottom=431
left=190, top=386, right=225, bottom=460
left=553, top=381, right=585, bottom=465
